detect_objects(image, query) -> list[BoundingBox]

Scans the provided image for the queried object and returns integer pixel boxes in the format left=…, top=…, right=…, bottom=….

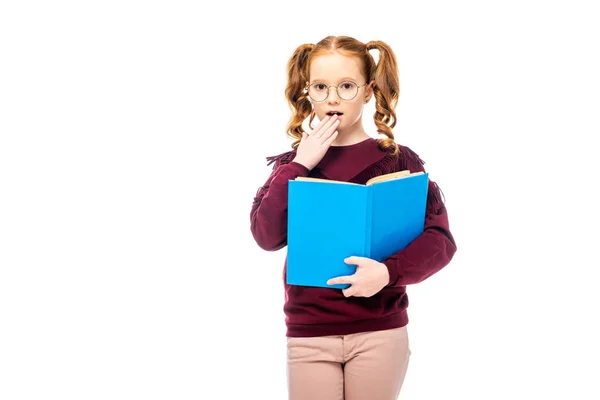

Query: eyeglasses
left=304, top=81, right=368, bottom=102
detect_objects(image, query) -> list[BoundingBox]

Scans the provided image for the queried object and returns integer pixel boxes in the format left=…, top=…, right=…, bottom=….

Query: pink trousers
left=286, top=325, right=411, bottom=400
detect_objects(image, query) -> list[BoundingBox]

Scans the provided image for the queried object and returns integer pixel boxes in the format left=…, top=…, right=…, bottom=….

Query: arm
left=250, top=153, right=310, bottom=251
left=382, top=147, right=457, bottom=286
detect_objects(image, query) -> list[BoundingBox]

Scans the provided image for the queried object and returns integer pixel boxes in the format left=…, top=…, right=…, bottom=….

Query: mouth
left=326, top=111, right=344, bottom=117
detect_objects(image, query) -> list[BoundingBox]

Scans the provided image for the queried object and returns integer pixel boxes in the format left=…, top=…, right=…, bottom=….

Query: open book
left=287, top=170, right=429, bottom=289
left=294, top=169, right=422, bottom=186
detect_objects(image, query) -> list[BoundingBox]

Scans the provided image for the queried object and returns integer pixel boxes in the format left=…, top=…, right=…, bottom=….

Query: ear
left=304, top=81, right=314, bottom=106
left=365, top=80, right=375, bottom=103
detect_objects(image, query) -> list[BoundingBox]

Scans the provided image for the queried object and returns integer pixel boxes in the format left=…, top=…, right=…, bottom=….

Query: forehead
left=309, top=52, right=362, bottom=82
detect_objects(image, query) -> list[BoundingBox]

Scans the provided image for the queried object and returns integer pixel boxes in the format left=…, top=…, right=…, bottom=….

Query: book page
left=366, top=170, right=412, bottom=186
left=295, top=177, right=357, bottom=185
left=296, top=171, right=421, bottom=186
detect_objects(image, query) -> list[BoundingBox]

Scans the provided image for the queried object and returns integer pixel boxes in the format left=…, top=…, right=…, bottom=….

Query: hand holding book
left=326, top=256, right=390, bottom=297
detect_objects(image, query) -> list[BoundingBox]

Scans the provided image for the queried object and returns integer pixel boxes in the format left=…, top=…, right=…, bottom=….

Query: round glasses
left=304, top=81, right=368, bottom=102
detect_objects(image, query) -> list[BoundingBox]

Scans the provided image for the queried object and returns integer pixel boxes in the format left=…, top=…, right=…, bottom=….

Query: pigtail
left=284, top=44, right=314, bottom=150
left=366, top=41, right=400, bottom=157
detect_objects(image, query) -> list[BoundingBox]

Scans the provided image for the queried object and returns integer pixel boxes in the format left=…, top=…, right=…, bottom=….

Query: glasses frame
left=304, top=80, right=369, bottom=102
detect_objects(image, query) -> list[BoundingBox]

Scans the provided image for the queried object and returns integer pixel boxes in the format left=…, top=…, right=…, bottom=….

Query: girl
left=250, top=36, right=457, bottom=400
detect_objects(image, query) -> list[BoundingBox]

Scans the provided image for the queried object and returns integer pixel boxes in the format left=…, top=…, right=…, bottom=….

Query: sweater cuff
left=384, top=254, right=414, bottom=287
left=287, top=161, right=311, bottom=176
left=383, top=258, right=400, bottom=287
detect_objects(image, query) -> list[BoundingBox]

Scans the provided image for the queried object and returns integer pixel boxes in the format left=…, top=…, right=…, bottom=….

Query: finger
left=344, top=256, right=366, bottom=265
left=309, top=115, right=331, bottom=136
left=342, top=288, right=354, bottom=297
left=314, top=115, right=339, bottom=138
left=320, top=116, right=340, bottom=137
left=318, top=118, right=341, bottom=142
left=322, top=130, right=338, bottom=147
left=327, top=276, right=353, bottom=285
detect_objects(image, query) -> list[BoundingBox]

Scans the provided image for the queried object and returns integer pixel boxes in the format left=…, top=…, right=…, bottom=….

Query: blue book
left=287, top=170, right=429, bottom=289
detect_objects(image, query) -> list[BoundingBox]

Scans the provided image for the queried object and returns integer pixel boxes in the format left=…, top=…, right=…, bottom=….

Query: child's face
left=308, top=52, right=373, bottom=131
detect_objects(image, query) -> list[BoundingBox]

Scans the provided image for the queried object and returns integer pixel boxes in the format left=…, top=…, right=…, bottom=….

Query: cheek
left=313, top=106, right=326, bottom=120
left=348, top=104, right=363, bottom=120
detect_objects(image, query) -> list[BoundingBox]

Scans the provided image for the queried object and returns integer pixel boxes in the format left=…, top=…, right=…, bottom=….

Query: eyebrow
left=310, top=77, right=357, bottom=84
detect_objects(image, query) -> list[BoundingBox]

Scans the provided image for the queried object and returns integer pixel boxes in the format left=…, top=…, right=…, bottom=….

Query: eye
left=315, top=84, right=326, bottom=90
left=341, top=82, right=356, bottom=90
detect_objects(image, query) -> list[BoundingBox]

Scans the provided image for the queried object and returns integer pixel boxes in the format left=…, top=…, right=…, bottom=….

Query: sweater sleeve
left=382, top=146, right=457, bottom=286
left=250, top=152, right=310, bottom=251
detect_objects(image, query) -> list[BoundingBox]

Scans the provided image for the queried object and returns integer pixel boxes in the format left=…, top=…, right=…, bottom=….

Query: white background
left=1, top=1, right=599, bottom=399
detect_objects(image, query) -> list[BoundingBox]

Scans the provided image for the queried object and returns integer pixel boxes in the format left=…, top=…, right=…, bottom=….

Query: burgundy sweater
left=250, top=137, right=457, bottom=337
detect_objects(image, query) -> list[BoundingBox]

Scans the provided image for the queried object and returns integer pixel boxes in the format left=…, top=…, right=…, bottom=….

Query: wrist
left=292, top=157, right=312, bottom=170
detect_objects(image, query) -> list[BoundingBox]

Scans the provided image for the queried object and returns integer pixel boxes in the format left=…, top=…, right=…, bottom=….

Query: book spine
left=364, top=187, right=373, bottom=258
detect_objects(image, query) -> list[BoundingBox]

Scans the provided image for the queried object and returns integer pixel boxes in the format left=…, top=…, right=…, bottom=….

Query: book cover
left=286, top=171, right=429, bottom=289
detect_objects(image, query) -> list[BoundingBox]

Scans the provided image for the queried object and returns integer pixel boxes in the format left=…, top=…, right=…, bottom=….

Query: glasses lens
left=308, top=83, right=328, bottom=102
left=338, top=81, right=358, bottom=100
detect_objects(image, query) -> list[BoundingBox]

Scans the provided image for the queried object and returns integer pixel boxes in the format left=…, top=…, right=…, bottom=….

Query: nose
left=327, top=86, right=340, bottom=104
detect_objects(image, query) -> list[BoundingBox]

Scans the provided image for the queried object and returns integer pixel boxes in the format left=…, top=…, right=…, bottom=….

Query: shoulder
left=397, top=144, right=447, bottom=212
left=265, top=148, right=297, bottom=169
left=365, top=142, right=427, bottom=174
left=397, top=143, right=426, bottom=172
